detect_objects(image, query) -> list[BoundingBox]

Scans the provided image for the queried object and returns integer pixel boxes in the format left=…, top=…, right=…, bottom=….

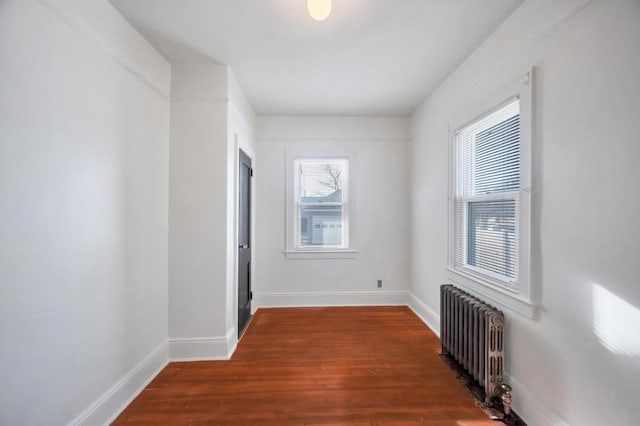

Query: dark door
left=238, top=149, right=252, bottom=338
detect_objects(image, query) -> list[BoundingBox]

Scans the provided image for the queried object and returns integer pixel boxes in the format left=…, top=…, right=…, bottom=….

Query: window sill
left=446, top=267, right=537, bottom=319
left=284, top=249, right=358, bottom=260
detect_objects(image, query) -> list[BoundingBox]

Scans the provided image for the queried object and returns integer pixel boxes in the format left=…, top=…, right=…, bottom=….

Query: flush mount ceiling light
left=307, top=0, right=332, bottom=21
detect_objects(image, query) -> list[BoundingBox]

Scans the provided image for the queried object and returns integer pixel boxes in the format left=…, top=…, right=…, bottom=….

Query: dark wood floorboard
left=113, top=306, right=499, bottom=425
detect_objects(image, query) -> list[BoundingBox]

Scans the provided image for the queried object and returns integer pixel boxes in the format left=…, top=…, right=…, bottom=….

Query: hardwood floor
left=113, top=307, right=499, bottom=425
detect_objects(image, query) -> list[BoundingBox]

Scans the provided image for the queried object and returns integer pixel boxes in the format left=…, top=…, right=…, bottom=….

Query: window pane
left=300, top=206, right=342, bottom=246
left=467, top=200, right=517, bottom=279
left=455, top=98, right=521, bottom=283
left=456, top=98, right=520, bottom=198
left=299, top=162, right=343, bottom=202
left=475, top=115, right=520, bottom=194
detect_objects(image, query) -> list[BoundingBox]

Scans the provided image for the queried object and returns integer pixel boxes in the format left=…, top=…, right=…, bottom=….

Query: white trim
left=69, top=297, right=558, bottom=426
left=170, top=96, right=230, bottom=104
left=169, top=329, right=236, bottom=361
left=36, top=0, right=170, bottom=100
left=283, top=249, right=358, bottom=259
left=226, top=333, right=239, bottom=359
left=254, top=291, right=408, bottom=308
left=285, top=148, right=359, bottom=258
left=406, top=291, right=562, bottom=426
left=69, top=342, right=169, bottom=426
left=259, top=137, right=410, bottom=143
left=406, top=292, right=440, bottom=337
left=447, top=68, right=535, bottom=317
left=447, top=268, right=536, bottom=318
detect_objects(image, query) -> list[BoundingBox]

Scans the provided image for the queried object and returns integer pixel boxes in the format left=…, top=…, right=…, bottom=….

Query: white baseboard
left=71, top=331, right=238, bottom=425
left=169, top=329, right=237, bottom=361
left=407, top=291, right=441, bottom=337
left=506, top=375, right=569, bottom=426
left=253, top=290, right=408, bottom=308
left=70, top=295, right=561, bottom=426
left=70, top=341, right=169, bottom=426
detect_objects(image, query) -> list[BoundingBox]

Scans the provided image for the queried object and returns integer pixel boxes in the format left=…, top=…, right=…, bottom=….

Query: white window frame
left=447, top=69, right=534, bottom=318
left=284, top=150, right=357, bottom=260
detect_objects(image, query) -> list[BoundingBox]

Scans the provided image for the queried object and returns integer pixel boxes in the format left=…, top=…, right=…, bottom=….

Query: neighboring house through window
left=295, top=158, right=348, bottom=248
left=285, top=154, right=356, bottom=259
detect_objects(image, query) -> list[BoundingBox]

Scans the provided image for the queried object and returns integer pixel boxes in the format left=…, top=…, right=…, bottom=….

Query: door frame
left=234, top=136, right=256, bottom=340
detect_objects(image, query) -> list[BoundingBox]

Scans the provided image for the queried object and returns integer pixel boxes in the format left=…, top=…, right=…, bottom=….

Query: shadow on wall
left=506, top=313, right=567, bottom=419
left=592, top=284, right=640, bottom=358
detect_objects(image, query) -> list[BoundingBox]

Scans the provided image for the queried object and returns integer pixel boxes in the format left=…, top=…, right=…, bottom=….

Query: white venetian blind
left=455, top=98, right=520, bottom=282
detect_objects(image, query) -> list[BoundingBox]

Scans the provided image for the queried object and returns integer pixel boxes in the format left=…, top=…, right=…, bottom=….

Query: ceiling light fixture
left=307, top=0, right=332, bottom=21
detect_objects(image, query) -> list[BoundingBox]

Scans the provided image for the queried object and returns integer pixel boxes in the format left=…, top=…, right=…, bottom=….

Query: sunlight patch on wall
left=592, top=284, right=640, bottom=357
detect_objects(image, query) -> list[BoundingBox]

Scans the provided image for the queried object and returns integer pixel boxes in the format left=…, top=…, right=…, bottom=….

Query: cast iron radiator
left=440, top=284, right=505, bottom=403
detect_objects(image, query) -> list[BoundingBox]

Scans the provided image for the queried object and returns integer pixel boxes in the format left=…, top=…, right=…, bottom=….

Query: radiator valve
left=501, top=384, right=513, bottom=417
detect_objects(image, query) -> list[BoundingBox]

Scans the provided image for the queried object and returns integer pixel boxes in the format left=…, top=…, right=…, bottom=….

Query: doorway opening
left=237, top=149, right=253, bottom=338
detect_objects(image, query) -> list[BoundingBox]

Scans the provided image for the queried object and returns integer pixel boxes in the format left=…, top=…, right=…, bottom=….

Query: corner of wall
left=168, top=329, right=237, bottom=361
left=228, top=69, right=257, bottom=131
left=407, top=292, right=440, bottom=337
left=170, top=63, right=229, bottom=101
left=70, top=342, right=170, bottom=426
left=37, top=0, right=171, bottom=97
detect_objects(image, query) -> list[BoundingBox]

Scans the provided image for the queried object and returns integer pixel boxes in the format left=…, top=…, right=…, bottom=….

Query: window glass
left=300, top=206, right=342, bottom=246
left=295, top=159, right=348, bottom=249
left=455, top=99, right=520, bottom=284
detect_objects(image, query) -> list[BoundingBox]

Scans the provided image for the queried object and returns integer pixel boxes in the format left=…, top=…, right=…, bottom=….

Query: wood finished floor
left=113, top=307, right=499, bottom=425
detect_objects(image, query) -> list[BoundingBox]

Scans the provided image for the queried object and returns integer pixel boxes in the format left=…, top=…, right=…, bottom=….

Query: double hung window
left=454, top=99, right=521, bottom=286
left=293, top=158, right=348, bottom=249
left=447, top=68, right=537, bottom=318
left=449, top=71, right=535, bottom=317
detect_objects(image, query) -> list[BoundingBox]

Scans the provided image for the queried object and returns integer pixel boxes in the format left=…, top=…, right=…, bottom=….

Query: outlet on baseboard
left=377, top=279, right=382, bottom=288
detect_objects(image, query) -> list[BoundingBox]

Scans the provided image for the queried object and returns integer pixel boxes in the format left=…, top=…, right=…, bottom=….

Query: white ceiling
left=109, top=0, right=523, bottom=116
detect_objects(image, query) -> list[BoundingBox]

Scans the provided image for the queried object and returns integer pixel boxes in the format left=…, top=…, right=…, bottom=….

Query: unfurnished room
left=1, top=0, right=639, bottom=425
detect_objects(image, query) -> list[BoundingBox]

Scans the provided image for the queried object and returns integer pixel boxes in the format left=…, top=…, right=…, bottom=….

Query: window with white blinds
left=293, top=158, right=349, bottom=249
left=454, top=98, right=520, bottom=285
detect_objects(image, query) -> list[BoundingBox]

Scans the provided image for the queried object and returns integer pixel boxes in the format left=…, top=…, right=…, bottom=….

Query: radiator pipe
left=501, top=383, right=512, bottom=417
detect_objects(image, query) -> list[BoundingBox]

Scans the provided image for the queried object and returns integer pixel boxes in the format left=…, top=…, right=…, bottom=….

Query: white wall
left=0, top=0, right=170, bottom=424
left=225, top=71, right=256, bottom=341
left=169, top=64, right=256, bottom=360
left=169, top=64, right=231, bottom=359
left=254, top=116, right=410, bottom=307
left=409, top=0, right=640, bottom=424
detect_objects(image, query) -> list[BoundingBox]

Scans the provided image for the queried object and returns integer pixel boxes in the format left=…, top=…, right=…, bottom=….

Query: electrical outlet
left=377, top=279, right=382, bottom=288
